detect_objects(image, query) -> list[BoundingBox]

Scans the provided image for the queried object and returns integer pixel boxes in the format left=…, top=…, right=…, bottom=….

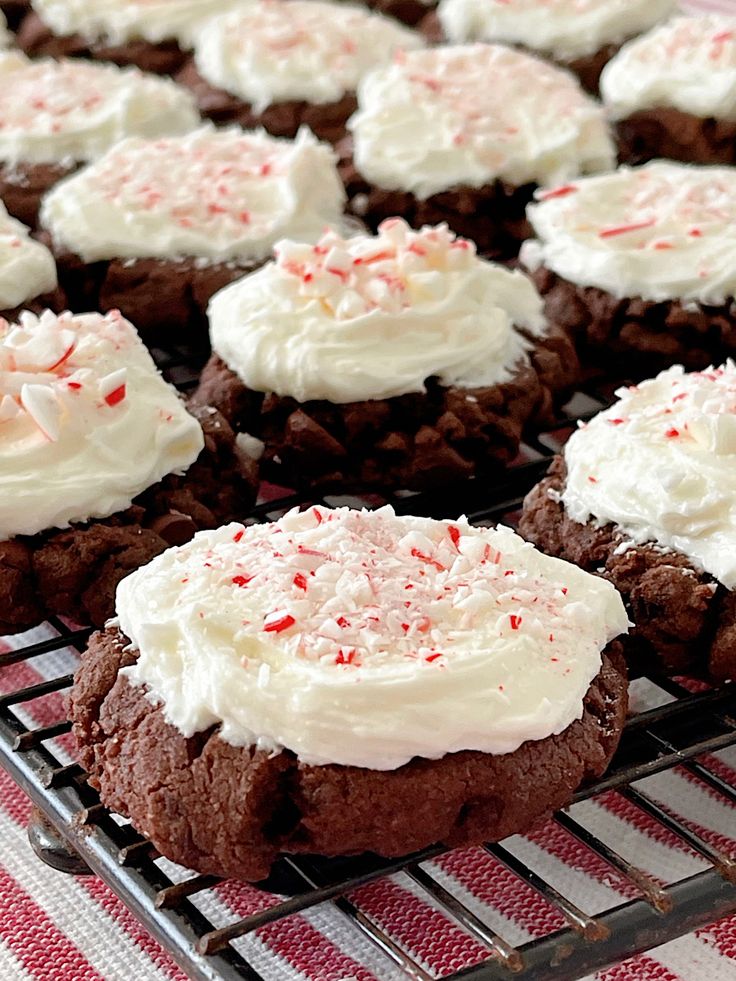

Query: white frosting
left=438, top=0, right=675, bottom=62
left=0, top=309, right=204, bottom=539
left=0, top=51, right=199, bottom=166
left=0, top=13, right=10, bottom=49
left=117, top=506, right=628, bottom=770
left=601, top=15, right=736, bottom=122
left=0, top=205, right=57, bottom=309
left=40, top=126, right=347, bottom=264
left=348, top=45, right=615, bottom=199
left=30, top=0, right=245, bottom=49
left=521, top=161, right=736, bottom=305
left=194, top=1, right=423, bottom=113
left=209, top=219, right=547, bottom=403
left=562, top=363, right=736, bottom=590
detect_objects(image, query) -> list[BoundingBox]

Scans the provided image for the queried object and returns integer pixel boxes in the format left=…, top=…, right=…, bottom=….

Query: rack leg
left=27, top=806, right=93, bottom=876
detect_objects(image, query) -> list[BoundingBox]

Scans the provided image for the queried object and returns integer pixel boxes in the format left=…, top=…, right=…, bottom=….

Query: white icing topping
left=0, top=309, right=204, bottom=539
left=0, top=13, right=10, bottom=49
left=40, top=126, right=347, bottom=264
left=209, top=219, right=547, bottom=403
left=0, top=205, right=57, bottom=310
left=521, top=161, right=736, bottom=305
left=117, top=506, right=628, bottom=769
left=0, top=51, right=199, bottom=166
left=562, top=362, right=736, bottom=589
left=348, top=45, right=615, bottom=199
left=437, top=0, right=675, bottom=62
left=30, top=0, right=244, bottom=48
left=194, top=1, right=423, bottom=113
left=601, top=15, right=736, bottom=122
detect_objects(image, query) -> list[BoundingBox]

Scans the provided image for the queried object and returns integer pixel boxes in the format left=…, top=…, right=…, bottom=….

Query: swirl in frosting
left=437, top=0, right=675, bottom=62
left=40, top=126, right=347, bottom=263
left=0, top=204, right=57, bottom=310
left=194, top=1, right=423, bottom=113
left=0, top=51, right=199, bottom=165
left=0, top=309, right=203, bottom=539
left=348, top=45, right=615, bottom=199
left=521, top=161, right=736, bottom=305
left=208, top=219, right=548, bottom=403
left=30, top=0, right=245, bottom=48
left=562, top=362, right=736, bottom=589
left=117, top=506, right=628, bottom=769
left=601, top=15, right=736, bottom=122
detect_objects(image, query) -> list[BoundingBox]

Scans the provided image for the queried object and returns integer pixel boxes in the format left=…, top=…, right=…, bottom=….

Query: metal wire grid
left=1, top=369, right=736, bottom=981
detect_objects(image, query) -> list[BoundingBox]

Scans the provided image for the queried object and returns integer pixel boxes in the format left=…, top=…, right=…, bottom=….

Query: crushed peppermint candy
left=0, top=310, right=133, bottom=441
left=154, top=505, right=605, bottom=669
left=274, top=219, right=479, bottom=319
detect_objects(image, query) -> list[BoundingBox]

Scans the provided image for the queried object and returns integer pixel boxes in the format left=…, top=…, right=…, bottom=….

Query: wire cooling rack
left=1, top=357, right=736, bottom=981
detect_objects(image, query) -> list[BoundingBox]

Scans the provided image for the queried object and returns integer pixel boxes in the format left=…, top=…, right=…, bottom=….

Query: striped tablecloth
left=2, top=0, right=735, bottom=977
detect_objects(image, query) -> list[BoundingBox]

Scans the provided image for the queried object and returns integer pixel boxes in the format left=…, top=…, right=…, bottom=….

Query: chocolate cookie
left=520, top=161, right=736, bottom=378
left=70, top=623, right=626, bottom=881
left=180, top=1, right=421, bottom=146
left=48, top=248, right=259, bottom=354
left=529, top=263, right=736, bottom=376
left=192, top=219, right=580, bottom=493
left=600, top=16, right=736, bottom=168
left=519, top=457, right=735, bottom=681
left=0, top=404, right=258, bottom=634
left=339, top=142, right=534, bottom=261
left=177, top=62, right=358, bottom=144
left=342, top=45, right=613, bottom=261
left=615, top=109, right=736, bottom=167
left=192, top=351, right=574, bottom=493
left=38, top=126, right=348, bottom=351
left=16, top=12, right=189, bottom=75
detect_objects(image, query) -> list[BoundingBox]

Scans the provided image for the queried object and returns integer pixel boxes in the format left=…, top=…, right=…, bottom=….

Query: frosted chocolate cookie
left=0, top=203, right=63, bottom=319
left=0, top=51, right=198, bottom=227
left=179, top=0, right=423, bottom=143
left=71, top=506, right=628, bottom=880
left=427, top=0, right=675, bottom=93
left=520, top=363, right=736, bottom=680
left=39, top=126, right=347, bottom=348
left=18, top=0, right=244, bottom=75
left=340, top=44, right=614, bottom=258
left=521, top=161, right=736, bottom=374
left=0, top=309, right=258, bottom=633
left=191, top=219, right=580, bottom=492
left=601, top=15, right=736, bottom=166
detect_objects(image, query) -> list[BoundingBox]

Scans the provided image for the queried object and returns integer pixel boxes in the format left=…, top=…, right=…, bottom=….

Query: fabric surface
left=2, top=0, right=735, bottom=977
